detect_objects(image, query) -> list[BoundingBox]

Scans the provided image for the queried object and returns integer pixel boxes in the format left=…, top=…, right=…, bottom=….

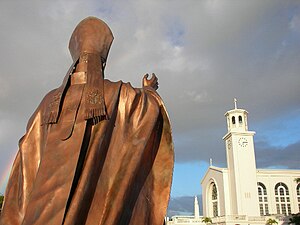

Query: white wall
left=257, top=170, right=300, bottom=215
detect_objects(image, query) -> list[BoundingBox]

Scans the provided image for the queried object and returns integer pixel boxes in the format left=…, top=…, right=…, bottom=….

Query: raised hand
left=142, top=73, right=159, bottom=90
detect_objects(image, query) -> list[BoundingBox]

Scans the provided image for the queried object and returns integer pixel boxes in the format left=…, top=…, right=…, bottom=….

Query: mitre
left=69, top=16, right=114, bottom=63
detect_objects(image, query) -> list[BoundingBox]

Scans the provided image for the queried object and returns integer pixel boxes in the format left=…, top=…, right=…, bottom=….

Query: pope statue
left=0, top=17, right=174, bottom=225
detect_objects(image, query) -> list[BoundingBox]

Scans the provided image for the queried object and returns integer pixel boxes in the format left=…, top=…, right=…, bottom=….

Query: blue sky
left=171, top=162, right=209, bottom=197
left=0, top=0, right=300, bottom=198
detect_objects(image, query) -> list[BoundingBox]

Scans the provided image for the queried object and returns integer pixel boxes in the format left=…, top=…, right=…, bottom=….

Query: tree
left=0, top=194, right=4, bottom=210
left=266, top=218, right=278, bottom=225
left=202, top=217, right=212, bottom=224
left=289, top=213, right=300, bottom=225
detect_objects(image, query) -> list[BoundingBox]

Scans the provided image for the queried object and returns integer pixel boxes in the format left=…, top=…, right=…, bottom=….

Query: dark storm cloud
left=256, top=140, right=300, bottom=169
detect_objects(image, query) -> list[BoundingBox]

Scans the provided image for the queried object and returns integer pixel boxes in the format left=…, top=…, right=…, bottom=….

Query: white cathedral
left=166, top=101, right=300, bottom=225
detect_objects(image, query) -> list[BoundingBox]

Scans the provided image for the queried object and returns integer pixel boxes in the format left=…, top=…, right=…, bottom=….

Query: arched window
left=207, top=182, right=219, bottom=217
left=238, top=115, right=243, bottom=124
left=275, top=182, right=291, bottom=215
left=297, top=183, right=300, bottom=211
left=257, top=182, right=269, bottom=215
left=232, top=116, right=236, bottom=125
left=212, top=183, right=218, bottom=217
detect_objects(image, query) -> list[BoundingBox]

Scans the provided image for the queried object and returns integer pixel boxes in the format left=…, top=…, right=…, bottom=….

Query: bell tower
left=222, top=99, right=260, bottom=216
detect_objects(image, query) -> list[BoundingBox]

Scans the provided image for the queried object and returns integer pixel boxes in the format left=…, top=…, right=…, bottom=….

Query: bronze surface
left=0, top=17, right=174, bottom=225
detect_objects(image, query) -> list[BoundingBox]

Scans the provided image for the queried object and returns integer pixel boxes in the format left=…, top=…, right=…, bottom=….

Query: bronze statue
left=0, top=17, right=174, bottom=225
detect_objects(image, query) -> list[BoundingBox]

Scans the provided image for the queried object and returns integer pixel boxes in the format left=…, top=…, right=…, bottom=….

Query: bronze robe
left=0, top=79, right=174, bottom=225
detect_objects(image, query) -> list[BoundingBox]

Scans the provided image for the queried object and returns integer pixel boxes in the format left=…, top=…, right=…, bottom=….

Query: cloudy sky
left=0, top=0, right=300, bottom=198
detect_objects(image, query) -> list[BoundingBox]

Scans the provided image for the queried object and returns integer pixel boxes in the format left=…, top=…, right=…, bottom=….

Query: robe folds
left=0, top=79, right=174, bottom=225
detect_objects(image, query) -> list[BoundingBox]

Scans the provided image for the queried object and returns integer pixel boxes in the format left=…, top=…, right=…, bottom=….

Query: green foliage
left=266, top=218, right=278, bottom=225
left=202, top=217, right=212, bottom=224
left=289, top=213, right=300, bottom=225
left=0, top=194, right=4, bottom=209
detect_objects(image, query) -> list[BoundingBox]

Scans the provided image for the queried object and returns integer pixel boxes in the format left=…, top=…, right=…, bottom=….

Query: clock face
left=238, top=137, right=248, bottom=147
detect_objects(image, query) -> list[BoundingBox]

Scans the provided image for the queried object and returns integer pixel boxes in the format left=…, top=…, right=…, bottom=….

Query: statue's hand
left=143, top=73, right=158, bottom=90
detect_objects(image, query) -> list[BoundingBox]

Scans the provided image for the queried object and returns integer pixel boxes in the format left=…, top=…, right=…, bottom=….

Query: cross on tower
left=234, top=98, right=238, bottom=109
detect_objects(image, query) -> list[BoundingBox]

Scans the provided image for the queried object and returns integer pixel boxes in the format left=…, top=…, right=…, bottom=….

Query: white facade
left=167, top=102, right=300, bottom=225
left=201, top=103, right=300, bottom=224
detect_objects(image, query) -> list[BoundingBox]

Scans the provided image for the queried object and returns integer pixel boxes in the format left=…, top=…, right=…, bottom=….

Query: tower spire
left=194, top=196, right=200, bottom=219
left=224, top=99, right=249, bottom=133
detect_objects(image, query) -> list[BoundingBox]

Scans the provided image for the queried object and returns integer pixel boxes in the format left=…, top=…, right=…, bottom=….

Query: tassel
left=85, top=107, right=108, bottom=125
left=85, top=108, right=106, bottom=120
left=42, top=111, right=58, bottom=125
left=48, top=111, right=58, bottom=124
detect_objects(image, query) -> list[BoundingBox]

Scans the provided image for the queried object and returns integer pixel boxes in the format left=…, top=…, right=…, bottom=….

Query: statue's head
left=69, top=17, right=114, bottom=63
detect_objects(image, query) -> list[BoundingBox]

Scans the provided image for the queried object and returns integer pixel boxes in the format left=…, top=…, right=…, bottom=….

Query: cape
left=0, top=80, right=174, bottom=225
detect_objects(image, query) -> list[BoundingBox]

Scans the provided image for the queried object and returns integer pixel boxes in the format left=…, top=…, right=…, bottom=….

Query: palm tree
left=266, top=218, right=278, bottom=225
left=202, top=217, right=212, bottom=224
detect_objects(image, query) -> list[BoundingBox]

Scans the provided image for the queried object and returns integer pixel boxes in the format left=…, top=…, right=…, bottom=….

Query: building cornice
left=256, top=168, right=300, bottom=175
left=222, top=131, right=255, bottom=140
